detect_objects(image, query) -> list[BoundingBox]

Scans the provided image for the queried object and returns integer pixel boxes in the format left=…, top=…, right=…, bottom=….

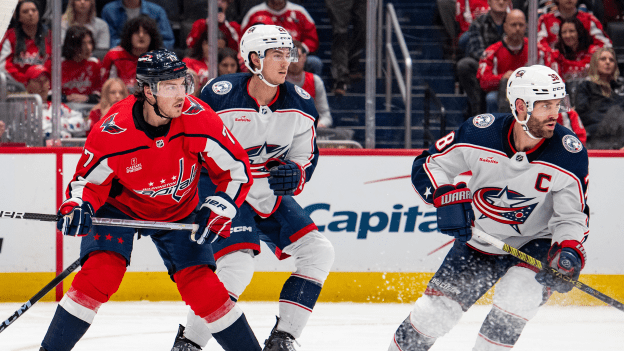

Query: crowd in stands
left=446, top=0, right=624, bottom=148
left=0, top=0, right=348, bottom=143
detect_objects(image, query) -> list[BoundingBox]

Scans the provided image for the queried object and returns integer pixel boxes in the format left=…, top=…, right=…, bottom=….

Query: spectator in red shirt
left=59, top=25, right=102, bottom=104
left=185, top=0, right=242, bottom=53
left=101, top=15, right=162, bottom=93
left=537, top=0, right=611, bottom=53
left=183, top=28, right=211, bottom=97
left=456, top=0, right=490, bottom=37
left=477, top=9, right=528, bottom=113
left=87, top=77, right=129, bottom=134
left=241, top=0, right=323, bottom=76
left=544, top=17, right=597, bottom=82
left=0, top=0, right=51, bottom=85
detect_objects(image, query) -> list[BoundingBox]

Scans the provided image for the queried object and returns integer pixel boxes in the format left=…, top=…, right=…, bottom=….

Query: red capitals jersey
left=301, top=71, right=316, bottom=99
left=183, top=57, right=210, bottom=88
left=186, top=18, right=241, bottom=52
left=0, top=28, right=51, bottom=84
left=477, top=38, right=528, bottom=92
left=241, top=2, right=319, bottom=54
left=101, top=46, right=138, bottom=91
left=543, top=44, right=598, bottom=81
left=537, top=11, right=611, bottom=52
left=66, top=95, right=252, bottom=222
left=59, top=57, right=103, bottom=96
left=456, top=0, right=490, bottom=35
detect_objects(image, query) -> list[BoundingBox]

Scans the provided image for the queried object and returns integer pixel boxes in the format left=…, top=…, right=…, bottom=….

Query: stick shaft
left=0, top=258, right=81, bottom=333
left=472, top=228, right=624, bottom=312
left=0, top=210, right=198, bottom=232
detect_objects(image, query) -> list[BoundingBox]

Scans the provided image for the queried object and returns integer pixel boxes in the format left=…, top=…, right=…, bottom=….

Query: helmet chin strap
left=250, top=58, right=279, bottom=88
left=512, top=109, right=540, bottom=140
left=147, top=94, right=174, bottom=120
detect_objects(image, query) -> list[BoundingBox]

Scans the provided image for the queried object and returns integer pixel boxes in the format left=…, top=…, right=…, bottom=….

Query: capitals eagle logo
left=473, top=186, right=538, bottom=233
left=183, top=96, right=204, bottom=115
left=100, top=113, right=126, bottom=134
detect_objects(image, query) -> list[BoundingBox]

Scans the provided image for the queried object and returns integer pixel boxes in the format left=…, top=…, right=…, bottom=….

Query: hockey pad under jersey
left=66, top=95, right=252, bottom=222
left=200, top=73, right=319, bottom=217
left=412, top=114, right=589, bottom=254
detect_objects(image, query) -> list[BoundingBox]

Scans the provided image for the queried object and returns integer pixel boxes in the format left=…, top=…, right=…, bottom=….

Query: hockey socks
left=474, top=306, right=528, bottom=350
left=390, top=314, right=436, bottom=351
left=210, top=312, right=261, bottom=351
left=277, top=274, right=323, bottom=338
left=41, top=305, right=91, bottom=351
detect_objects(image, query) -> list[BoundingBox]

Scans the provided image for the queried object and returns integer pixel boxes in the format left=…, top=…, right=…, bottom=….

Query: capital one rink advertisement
left=1, top=149, right=624, bottom=304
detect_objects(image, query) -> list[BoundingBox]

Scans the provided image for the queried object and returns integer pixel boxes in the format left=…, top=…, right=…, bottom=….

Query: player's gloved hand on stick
left=194, top=193, right=237, bottom=245
left=433, top=182, right=474, bottom=244
left=56, top=198, right=94, bottom=237
left=267, top=158, right=305, bottom=196
left=535, top=240, right=586, bottom=293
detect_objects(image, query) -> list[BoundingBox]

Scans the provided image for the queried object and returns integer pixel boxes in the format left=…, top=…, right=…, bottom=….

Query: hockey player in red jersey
left=170, top=25, right=334, bottom=351
left=39, top=49, right=262, bottom=351
left=389, top=65, right=589, bottom=350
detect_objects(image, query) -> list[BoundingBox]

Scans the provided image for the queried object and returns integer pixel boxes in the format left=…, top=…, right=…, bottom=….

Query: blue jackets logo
left=472, top=186, right=538, bottom=233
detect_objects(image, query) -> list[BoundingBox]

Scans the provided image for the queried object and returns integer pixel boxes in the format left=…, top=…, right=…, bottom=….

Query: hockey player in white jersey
left=389, top=65, right=589, bottom=350
left=170, top=25, right=334, bottom=351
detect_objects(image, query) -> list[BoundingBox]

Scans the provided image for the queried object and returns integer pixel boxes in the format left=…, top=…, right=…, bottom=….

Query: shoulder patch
left=562, top=134, right=583, bottom=153
left=183, top=96, right=204, bottom=115
left=100, top=113, right=126, bottom=135
left=473, top=114, right=495, bottom=128
left=294, top=85, right=311, bottom=100
left=212, top=81, right=232, bottom=95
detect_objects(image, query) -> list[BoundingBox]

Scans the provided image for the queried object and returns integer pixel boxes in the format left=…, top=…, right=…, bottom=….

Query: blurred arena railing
left=0, top=92, right=44, bottom=147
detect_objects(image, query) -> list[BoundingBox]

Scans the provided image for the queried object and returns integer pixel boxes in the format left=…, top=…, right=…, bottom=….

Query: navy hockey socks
left=211, top=313, right=261, bottom=351
left=392, top=315, right=436, bottom=351
left=41, top=305, right=91, bottom=351
left=277, top=275, right=323, bottom=338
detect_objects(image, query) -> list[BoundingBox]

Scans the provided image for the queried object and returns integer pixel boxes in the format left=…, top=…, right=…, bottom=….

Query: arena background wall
left=0, top=148, right=623, bottom=307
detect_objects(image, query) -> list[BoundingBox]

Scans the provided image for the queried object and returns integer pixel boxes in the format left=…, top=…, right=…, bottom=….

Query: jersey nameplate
left=473, top=114, right=495, bottom=128
left=562, top=134, right=583, bottom=153
left=213, top=81, right=232, bottom=95
left=295, top=85, right=311, bottom=99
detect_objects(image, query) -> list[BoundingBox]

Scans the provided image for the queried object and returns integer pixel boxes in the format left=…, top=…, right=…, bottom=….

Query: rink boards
left=1, top=148, right=623, bottom=306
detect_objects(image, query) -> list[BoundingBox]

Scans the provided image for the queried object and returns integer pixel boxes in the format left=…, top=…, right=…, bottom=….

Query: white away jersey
left=200, top=73, right=319, bottom=216
left=412, top=114, right=589, bottom=254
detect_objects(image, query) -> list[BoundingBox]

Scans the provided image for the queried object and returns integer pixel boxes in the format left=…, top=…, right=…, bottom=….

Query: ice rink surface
left=2, top=301, right=624, bottom=350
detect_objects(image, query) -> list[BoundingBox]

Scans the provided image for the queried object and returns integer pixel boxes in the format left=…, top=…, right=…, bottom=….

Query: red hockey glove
left=535, top=240, right=586, bottom=293
left=194, top=193, right=237, bottom=245
left=433, top=182, right=474, bottom=244
left=56, top=198, right=94, bottom=237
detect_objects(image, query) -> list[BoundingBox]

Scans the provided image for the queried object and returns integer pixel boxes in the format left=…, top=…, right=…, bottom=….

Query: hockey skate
left=263, top=316, right=299, bottom=351
left=171, top=324, right=202, bottom=351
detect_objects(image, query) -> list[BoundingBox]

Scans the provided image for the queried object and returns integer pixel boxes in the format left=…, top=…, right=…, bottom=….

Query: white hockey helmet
left=507, top=65, right=569, bottom=138
left=239, top=24, right=298, bottom=87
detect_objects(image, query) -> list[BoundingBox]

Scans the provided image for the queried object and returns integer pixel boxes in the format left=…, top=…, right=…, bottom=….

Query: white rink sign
left=0, top=150, right=623, bottom=274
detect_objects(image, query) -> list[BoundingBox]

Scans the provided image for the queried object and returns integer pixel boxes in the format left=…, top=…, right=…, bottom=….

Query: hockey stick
left=472, top=228, right=624, bottom=312
left=0, top=210, right=198, bottom=233
left=0, top=258, right=81, bottom=334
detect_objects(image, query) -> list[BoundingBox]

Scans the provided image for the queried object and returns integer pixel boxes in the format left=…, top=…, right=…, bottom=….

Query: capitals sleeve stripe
left=532, top=161, right=585, bottom=210
left=201, top=135, right=251, bottom=204
left=82, top=145, right=150, bottom=179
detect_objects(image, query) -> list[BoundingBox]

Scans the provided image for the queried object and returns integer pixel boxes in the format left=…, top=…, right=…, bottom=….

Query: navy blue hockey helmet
left=136, top=49, right=194, bottom=96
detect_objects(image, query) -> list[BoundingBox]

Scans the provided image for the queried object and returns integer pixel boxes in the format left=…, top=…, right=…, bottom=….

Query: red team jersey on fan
left=537, top=11, right=611, bottom=52
left=66, top=95, right=252, bottom=222
left=543, top=45, right=597, bottom=81
left=101, top=46, right=139, bottom=91
left=59, top=57, right=103, bottom=96
left=477, top=38, right=528, bottom=92
left=183, top=57, right=210, bottom=88
left=241, top=2, right=319, bottom=54
left=0, top=28, right=51, bottom=84
left=456, top=0, right=490, bottom=35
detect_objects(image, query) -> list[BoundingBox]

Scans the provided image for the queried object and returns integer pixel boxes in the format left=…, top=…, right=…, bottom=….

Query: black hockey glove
left=194, top=194, right=237, bottom=245
left=535, top=240, right=586, bottom=293
left=267, top=158, right=305, bottom=196
left=56, top=198, right=94, bottom=237
left=433, top=183, right=474, bottom=244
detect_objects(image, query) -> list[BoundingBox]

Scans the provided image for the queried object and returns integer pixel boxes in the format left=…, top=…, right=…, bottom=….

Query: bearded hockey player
left=389, top=65, right=589, bottom=350
left=40, top=49, right=262, bottom=351
left=171, top=25, right=334, bottom=351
